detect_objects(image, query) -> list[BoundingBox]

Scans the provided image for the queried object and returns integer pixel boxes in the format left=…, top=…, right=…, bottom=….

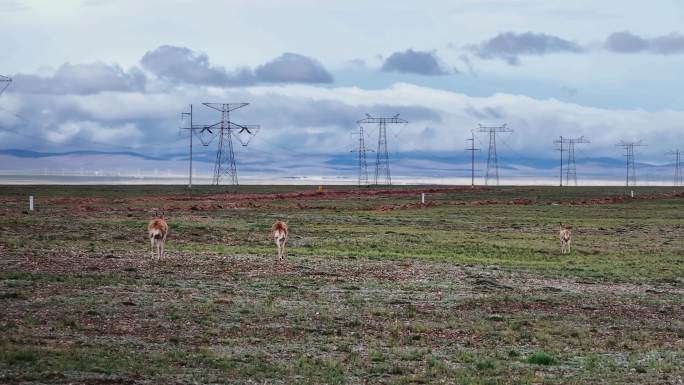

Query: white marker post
left=421, top=193, right=426, bottom=204
left=630, top=190, right=634, bottom=198
left=29, top=196, right=34, bottom=211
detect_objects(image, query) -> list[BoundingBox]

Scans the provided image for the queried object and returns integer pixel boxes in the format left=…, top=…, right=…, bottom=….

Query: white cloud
left=45, top=120, right=143, bottom=147
left=2, top=81, right=682, bottom=165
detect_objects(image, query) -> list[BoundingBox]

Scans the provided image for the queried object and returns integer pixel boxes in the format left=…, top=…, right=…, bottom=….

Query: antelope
left=148, top=212, right=168, bottom=259
left=271, top=220, right=289, bottom=260
left=559, top=223, right=572, bottom=254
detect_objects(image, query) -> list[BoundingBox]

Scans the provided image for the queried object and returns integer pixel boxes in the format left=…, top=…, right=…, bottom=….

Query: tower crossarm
left=0, top=75, right=11, bottom=96
left=477, top=124, right=513, bottom=133
left=202, top=103, right=249, bottom=112
left=227, top=122, right=260, bottom=134
left=357, top=114, right=408, bottom=125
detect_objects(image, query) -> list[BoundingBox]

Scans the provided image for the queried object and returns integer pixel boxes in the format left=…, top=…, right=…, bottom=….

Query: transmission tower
left=465, top=131, right=480, bottom=187
left=616, top=140, right=646, bottom=187
left=477, top=124, right=512, bottom=185
left=665, top=149, right=682, bottom=187
left=193, top=103, right=260, bottom=186
left=554, top=136, right=589, bottom=186
left=0, top=75, right=10, bottom=97
left=351, top=124, right=374, bottom=186
left=357, top=114, right=407, bottom=185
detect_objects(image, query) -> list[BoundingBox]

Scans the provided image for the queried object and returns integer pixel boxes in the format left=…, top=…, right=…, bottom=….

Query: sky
left=1, top=0, right=684, bottom=182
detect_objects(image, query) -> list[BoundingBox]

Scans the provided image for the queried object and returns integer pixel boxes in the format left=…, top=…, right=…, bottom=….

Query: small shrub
left=475, top=359, right=496, bottom=371
left=527, top=351, right=558, bottom=365
left=0, top=291, right=27, bottom=300
left=369, top=351, right=385, bottom=362
left=2, top=346, right=38, bottom=364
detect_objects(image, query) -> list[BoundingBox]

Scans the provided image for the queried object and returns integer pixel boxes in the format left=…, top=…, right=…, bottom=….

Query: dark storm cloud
left=469, top=32, right=583, bottom=65
left=381, top=49, right=448, bottom=76
left=254, top=53, right=333, bottom=83
left=11, top=62, right=146, bottom=94
left=140, top=45, right=256, bottom=86
left=605, top=31, right=684, bottom=54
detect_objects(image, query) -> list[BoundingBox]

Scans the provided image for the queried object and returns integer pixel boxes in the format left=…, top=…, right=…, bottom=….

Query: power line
left=616, top=140, right=647, bottom=187
left=179, top=104, right=206, bottom=188
left=357, top=113, right=407, bottom=186
left=0, top=75, right=11, bottom=97
left=465, top=131, right=480, bottom=187
left=477, top=123, right=512, bottom=186
left=254, top=134, right=354, bottom=157
left=665, top=149, right=682, bottom=187
left=553, top=136, right=590, bottom=186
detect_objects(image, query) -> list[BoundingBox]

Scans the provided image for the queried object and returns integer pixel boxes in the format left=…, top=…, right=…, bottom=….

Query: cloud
left=255, top=53, right=333, bottom=83
left=11, top=62, right=145, bottom=94
left=0, top=83, right=442, bottom=154
left=560, top=86, right=578, bottom=96
left=381, top=49, right=449, bottom=76
left=464, top=106, right=504, bottom=120
left=346, top=58, right=366, bottom=68
left=243, top=96, right=441, bottom=130
left=140, top=45, right=255, bottom=87
left=141, top=47, right=334, bottom=86
left=46, top=121, right=143, bottom=145
left=9, top=46, right=336, bottom=95
left=605, top=31, right=684, bottom=54
left=458, top=54, right=476, bottom=76
left=0, top=0, right=27, bottom=12
left=2, top=81, right=683, bottom=168
left=469, top=32, right=583, bottom=65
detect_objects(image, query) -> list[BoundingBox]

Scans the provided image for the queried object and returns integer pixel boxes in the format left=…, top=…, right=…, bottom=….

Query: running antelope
left=271, top=220, right=289, bottom=260
left=148, top=212, right=168, bottom=259
left=559, top=223, right=572, bottom=254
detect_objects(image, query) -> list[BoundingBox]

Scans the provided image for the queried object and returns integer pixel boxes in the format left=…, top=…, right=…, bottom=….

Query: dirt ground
left=1, top=185, right=683, bottom=384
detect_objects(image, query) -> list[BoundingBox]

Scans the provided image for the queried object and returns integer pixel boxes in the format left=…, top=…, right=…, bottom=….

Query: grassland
left=0, top=185, right=682, bottom=384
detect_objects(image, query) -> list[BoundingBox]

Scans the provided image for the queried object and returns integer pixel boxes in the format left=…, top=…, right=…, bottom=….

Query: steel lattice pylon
left=351, top=124, right=373, bottom=186
left=179, top=103, right=259, bottom=186
left=477, top=124, right=512, bottom=186
left=376, top=120, right=390, bottom=185
left=554, top=136, right=589, bottom=186
left=665, top=149, right=682, bottom=187
left=204, top=103, right=259, bottom=186
left=357, top=114, right=407, bottom=186
left=617, top=140, right=646, bottom=187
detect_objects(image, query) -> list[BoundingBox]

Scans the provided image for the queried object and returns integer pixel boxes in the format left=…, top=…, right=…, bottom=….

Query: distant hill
left=0, top=148, right=676, bottom=184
